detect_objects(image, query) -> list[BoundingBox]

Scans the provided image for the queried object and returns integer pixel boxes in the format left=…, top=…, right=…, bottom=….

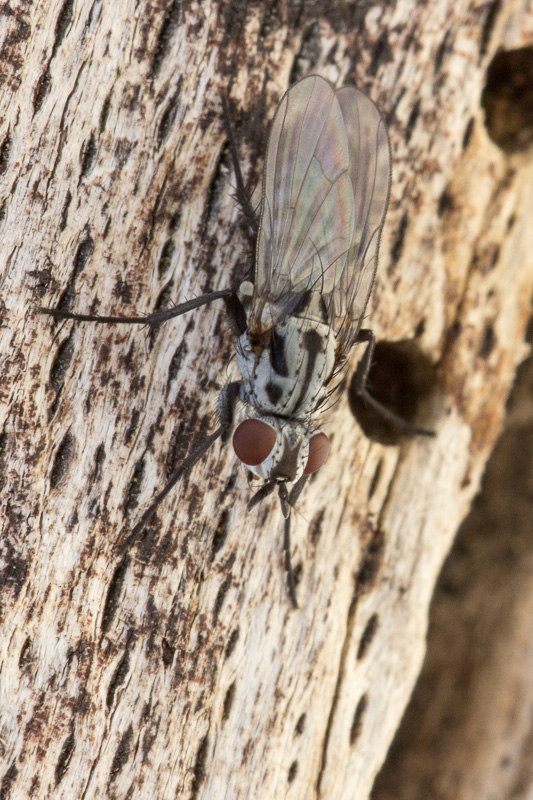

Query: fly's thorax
left=232, top=415, right=330, bottom=481
left=235, top=315, right=336, bottom=418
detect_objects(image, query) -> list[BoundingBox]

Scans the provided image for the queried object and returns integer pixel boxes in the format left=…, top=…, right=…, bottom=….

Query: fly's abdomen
left=237, top=317, right=336, bottom=418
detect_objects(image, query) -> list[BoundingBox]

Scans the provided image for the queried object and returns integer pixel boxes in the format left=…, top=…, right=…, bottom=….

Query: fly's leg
left=247, top=481, right=276, bottom=510
left=40, top=289, right=241, bottom=328
left=354, top=329, right=435, bottom=437
left=284, top=477, right=309, bottom=609
left=278, top=483, right=299, bottom=609
left=283, top=515, right=299, bottom=609
left=221, top=92, right=259, bottom=236
left=288, top=475, right=308, bottom=508
left=118, top=381, right=242, bottom=552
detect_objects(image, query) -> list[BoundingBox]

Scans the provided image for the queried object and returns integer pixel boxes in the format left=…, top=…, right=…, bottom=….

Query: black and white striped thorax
left=236, top=312, right=336, bottom=420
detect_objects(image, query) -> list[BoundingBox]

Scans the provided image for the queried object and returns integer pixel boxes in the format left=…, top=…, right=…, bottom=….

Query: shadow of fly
left=42, top=75, right=431, bottom=608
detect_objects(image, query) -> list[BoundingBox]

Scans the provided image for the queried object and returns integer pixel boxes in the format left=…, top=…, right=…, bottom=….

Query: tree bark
left=0, top=2, right=531, bottom=799
left=372, top=337, right=533, bottom=800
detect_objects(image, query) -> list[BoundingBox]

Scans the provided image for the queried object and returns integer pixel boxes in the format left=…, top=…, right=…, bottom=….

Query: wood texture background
left=0, top=1, right=532, bottom=798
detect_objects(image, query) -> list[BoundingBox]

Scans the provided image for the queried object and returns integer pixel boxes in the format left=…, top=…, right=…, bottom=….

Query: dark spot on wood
left=405, top=99, right=421, bottom=143
left=54, top=0, right=74, bottom=46
left=72, top=233, right=94, bottom=280
left=437, top=188, right=454, bottom=217
left=157, top=82, right=182, bottom=147
left=49, top=332, right=75, bottom=390
left=89, top=443, right=106, bottom=484
left=157, top=238, right=175, bottom=278
left=161, top=637, right=174, bottom=666
left=349, top=694, right=368, bottom=745
left=99, top=92, right=112, bottom=132
left=109, top=724, right=133, bottom=780
left=54, top=728, right=75, bottom=786
left=19, top=636, right=33, bottom=672
left=124, top=457, right=145, bottom=514
left=123, top=409, right=140, bottom=447
left=357, top=614, right=379, bottom=660
left=190, top=734, right=209, bottom=799
left=80, top=132, right=96, bottom=178
left=390, top=212, right=408, bottom=265
left=308, top=508, right=325, bottom=546
left=28, top=267, right=52, bottom=298
left=0, top=763, right=18, bottom=799
left=447, top=320, right=462, bottom=343
left=369, top=31, right=393, bottom=76
left=211, top=509, right=229, bottom=561
left=288, top=760, right=298, bottom=783
left=113, top=275, right=132, bottom=305
left=414, top=318, right=426, bottom=339
left=225, top=628, right=239, bottom=659
left=525, top=317, right=533, bottom=344
left=479, top=323, right=496, bottom=359
left=462, top=117, right=475, bottom=150
left=480, top=0, right=501, bottom=56
left=356, top=529, right=385, bottom=595
left=106, top=648, right=131, bottom=710
left=213, top=573, right=232, bottom=625
left=222, top=681, right=235, bottom=722
left=101, top=558, right=130, bottom=636
left=0, top=132, right=12, bottom=175
left=0, top=429, right=8, bottom=491
left=114, top=137, right=135, bottom=168
left=434, top=30, right=450, bottom=73
left=50, top=432, right=75, bottom=488
left=295, top=713, right=306, bottom=736
left=59, top=190, right=72, bottom=231
left=289, top=23, right=321, bottom=84
left=33, top=65, right=51, bottom=114
left=368, top=458, right=383, bottom=501
left=151, top=0, right=181, bottom=79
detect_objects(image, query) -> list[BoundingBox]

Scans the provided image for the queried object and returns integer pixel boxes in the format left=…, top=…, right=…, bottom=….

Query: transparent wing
left=250, top=75, right=391, bottom=356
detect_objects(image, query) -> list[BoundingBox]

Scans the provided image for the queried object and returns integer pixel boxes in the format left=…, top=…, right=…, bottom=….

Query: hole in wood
left=348, top=340, right=437, bottom=445
left=481, top=46, right=533, bottom=153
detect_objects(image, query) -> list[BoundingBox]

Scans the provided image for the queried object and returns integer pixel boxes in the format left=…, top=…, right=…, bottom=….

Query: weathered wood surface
left=0, top=1, right=531, bottom=799
left=373, top=341, right=533, bottom=800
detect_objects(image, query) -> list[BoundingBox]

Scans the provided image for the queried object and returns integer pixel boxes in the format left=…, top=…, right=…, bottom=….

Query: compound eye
left=233, top=419, right=277, bottom=466
left=303, top=432, right=330, bottom=475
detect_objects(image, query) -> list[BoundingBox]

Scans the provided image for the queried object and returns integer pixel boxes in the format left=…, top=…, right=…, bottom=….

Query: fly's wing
left=250, top=75, right=391, bottom=358
left=334, top=86, right=391, bottom=357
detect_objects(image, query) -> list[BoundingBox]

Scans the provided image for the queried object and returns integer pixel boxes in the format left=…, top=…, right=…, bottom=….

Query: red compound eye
left=303, top=432, right=330, bottom=475
left=233, top=419, right=277, bottom=466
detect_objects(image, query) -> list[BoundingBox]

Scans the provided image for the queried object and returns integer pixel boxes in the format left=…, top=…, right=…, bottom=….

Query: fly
left=42, top=75, right=430, bottom=607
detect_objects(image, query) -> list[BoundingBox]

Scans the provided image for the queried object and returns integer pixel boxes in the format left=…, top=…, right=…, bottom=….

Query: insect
left=43, top=75, right=417, bottom=607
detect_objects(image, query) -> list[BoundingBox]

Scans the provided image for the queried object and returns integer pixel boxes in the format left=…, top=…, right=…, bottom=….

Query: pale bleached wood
left=0, top=2, right=532, bottom=800
left=372, top=348, right=533, bottom=800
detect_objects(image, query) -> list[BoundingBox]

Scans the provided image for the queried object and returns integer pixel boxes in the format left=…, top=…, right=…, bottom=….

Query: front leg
left=40, top=289, right=237, bottom=327
left=119, top=381, right=242, bottom=550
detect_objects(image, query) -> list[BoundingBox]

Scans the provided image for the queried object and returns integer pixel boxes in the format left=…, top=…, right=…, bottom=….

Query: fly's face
left=232, top=416, right=330, bottom=482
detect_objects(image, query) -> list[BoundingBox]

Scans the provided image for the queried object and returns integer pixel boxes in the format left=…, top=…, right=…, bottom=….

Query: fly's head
left=232, top=416, right=330, bottom=484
